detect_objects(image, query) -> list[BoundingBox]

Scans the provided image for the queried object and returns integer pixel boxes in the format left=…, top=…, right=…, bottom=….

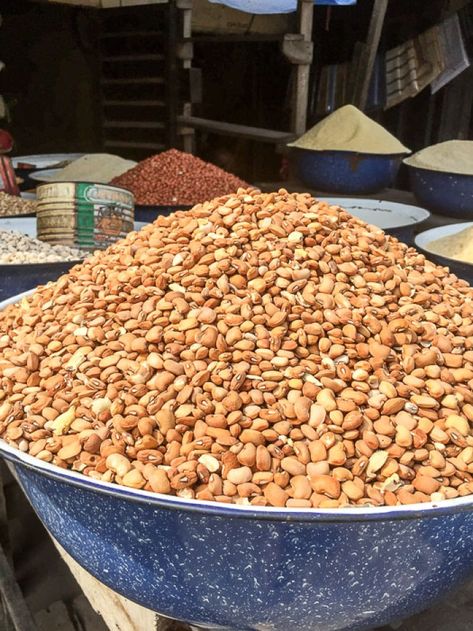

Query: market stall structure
left=0, top=1, right=473, bottom=630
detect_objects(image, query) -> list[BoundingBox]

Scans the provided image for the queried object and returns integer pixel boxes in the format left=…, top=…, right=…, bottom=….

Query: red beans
left=111, top=149, right=249, bottom=206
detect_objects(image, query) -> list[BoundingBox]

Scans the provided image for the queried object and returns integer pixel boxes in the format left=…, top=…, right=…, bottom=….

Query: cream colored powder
left=52, top=154, right=137, bottom=184
left=288, top=104, right=410, bottom=154
left=428, top=225, right=473, bottom=263
left=404, top=140, right=473, bottom=176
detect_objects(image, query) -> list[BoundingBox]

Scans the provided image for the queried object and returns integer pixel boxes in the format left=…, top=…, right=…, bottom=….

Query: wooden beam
left=0, top=547, right=37, bottom=631
left=100, top=30, right=164, bottom=38
left=438, top=66, right=473, bottom=142
left=352, top=0, right=388, bottom=110
left=180, top=1, right=194, bottom=152
left=102, top=54, right=165, bottom=62
left=104, top=140, right=165, bottom=150
left=291, top=0, right=314, bottom=136
left=101, top=77, right=164, bottom=85
left=103, top=120, right=165, bottom=128
left=184, top=34, right=284, bottom=43
left=177, top=115, right=296, bottom=144
left=103, top=99, right=165, bottom=107
left=166, top=0, right=179, bottom=147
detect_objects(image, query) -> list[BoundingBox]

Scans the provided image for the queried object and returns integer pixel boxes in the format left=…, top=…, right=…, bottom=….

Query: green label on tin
left=76, top=202, right=95, bottom=248
left=78, top=183, right=134, bottom=210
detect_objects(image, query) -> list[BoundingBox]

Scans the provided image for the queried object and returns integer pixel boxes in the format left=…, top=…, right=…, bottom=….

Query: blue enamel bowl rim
left=403, top=161, right=473, bottom=180
left=290, top=147, right=410, bottom=158
left=2, top=290, right=473, bottom=523
left=414, top=222, right=473, bottom=266
left=3, top=439, right=473, bottom=522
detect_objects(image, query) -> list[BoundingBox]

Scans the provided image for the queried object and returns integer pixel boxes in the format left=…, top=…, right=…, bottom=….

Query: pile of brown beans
left=1, top=188, right=473, bottom=508
left=110, top=149, right=249, bottom=206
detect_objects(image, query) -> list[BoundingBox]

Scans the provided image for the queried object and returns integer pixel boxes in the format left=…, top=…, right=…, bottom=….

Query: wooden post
left=352, top=0, right=388, bottom=111
left=166, top=0, right=179, bottom=148
left=0, top=548, right=38, bottom=631
left=177, top=0, right=195, bottom=153
left=291, top=0, right=314, bottom=136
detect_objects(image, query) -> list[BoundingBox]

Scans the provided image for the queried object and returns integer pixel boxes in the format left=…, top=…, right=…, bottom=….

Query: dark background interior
left=0, top=0, right=471, bottom=184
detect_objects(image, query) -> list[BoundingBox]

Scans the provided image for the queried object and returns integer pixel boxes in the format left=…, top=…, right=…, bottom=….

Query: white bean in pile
left=0, top=230, right=85, bottom=264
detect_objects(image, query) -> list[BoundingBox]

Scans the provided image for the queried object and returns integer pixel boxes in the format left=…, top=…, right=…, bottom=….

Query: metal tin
left=36, top=182, right=134, bottom=250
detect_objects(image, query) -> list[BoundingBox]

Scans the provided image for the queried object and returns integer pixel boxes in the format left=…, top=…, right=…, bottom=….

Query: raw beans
left=0, top=230, right=85, bottom=264
left=1, top=188, right=473, bottom=509
left=110, top=149, right=249, bottom=206
left=0, top=192, right=37, bottom=217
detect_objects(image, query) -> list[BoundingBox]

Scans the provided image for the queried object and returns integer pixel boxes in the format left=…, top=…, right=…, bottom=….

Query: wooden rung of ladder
left=101, top=77, right=164, bottom=85
left=103, top=99, right=166, bottom=107
left=104, top=140, right=165, bottom=151
left=104, top=120, right=165, bottom=129
left=102, top=54, right=165, bottom=62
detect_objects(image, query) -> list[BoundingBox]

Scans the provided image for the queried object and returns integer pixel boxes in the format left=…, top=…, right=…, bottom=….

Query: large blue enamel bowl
left=291, top=149, right=406, bottom=194
left=2, top=298, right=473, bottom=631
left=406, top=163, right=473, bottom=219
left=3, top=440, right=473, bottom=631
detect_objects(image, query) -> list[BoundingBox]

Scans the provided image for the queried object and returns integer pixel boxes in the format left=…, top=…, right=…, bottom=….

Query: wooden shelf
left=104, top=120, right=165, bottom=129
left=103, top=99, right=166, bottom=107
left=102, top=54, right=165, bottom=62
left=100, top=30, right=163, bottom=39
left=101, top=77, right=164, bottom=85
left=183, top=34, right=285, bottom=44
left=177, top=115, right=296, bottom=144
left=104, top=140, right=165, bottom=150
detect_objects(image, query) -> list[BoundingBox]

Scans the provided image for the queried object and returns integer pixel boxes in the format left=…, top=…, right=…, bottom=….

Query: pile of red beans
left=111, top=149, right=249, bottom=206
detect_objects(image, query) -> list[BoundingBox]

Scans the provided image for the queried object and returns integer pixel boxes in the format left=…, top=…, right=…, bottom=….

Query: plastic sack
left=208, top=0, right=356, bottom=14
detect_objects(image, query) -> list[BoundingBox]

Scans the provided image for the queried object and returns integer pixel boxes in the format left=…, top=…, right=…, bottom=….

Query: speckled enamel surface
left=407, top=165, right=473, bottom=219
left=7, top=457, right=473, bottom=631
left=293, top=149, right=403, bottom=195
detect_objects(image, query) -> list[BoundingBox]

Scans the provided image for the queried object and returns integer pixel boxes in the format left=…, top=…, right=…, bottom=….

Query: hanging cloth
left=431, top=13, right=470, bottom=94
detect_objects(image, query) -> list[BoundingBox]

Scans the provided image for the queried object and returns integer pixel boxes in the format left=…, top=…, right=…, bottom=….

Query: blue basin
left=406, top=164, right=473, bottom=219
left=291, top=149, right=405, bottom=194
left=0, top=260, right=80, bottom=302
left=2, top=436, right=473, bottom=631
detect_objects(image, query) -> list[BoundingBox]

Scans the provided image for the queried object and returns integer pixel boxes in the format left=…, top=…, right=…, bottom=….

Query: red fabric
left=0, top=130, right=14, bottom=154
